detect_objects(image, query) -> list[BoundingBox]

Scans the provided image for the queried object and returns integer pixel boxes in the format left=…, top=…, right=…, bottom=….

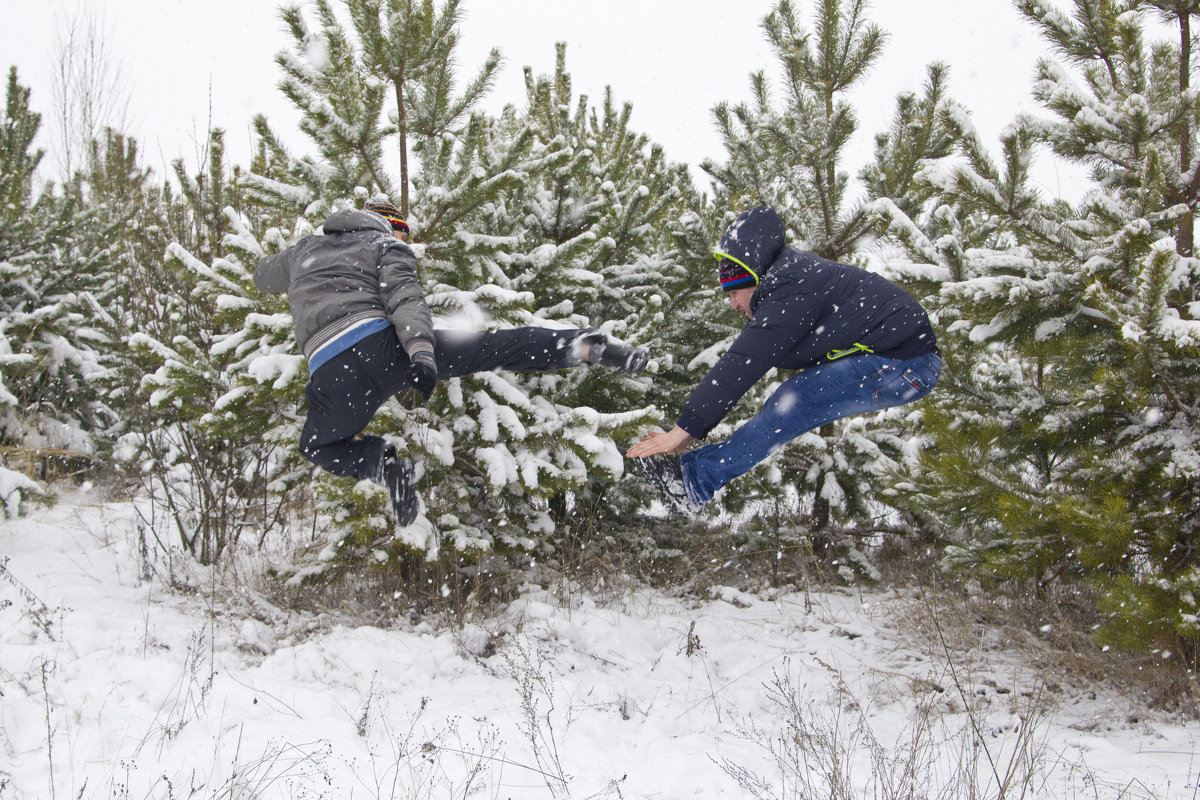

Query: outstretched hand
left=626, top=425, right=695, bottom=458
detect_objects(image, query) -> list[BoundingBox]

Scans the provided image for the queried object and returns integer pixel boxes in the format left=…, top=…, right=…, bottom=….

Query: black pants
left=300, top=326, right=586, bottom=478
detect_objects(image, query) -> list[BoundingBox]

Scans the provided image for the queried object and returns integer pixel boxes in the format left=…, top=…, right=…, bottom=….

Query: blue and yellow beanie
left=715, top=252, right=759, bottom=291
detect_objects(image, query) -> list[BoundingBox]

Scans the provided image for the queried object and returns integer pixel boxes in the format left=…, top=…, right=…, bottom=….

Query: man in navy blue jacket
left=627, top=205, right=940, bottom=513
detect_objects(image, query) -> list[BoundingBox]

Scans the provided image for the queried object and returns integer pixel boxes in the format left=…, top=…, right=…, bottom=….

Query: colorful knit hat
left=715, top=252, right=759, bottom=291
left=364, top=199, right=410, bottom=234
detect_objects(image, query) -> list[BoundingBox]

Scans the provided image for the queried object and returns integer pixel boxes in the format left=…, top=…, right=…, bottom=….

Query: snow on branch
left=128, top=333, right=184, bottom=363
left=475, top=444, right=517, bottom=491
left=247, top=353, right=306, bottom=390
left=165, top=243, right=244, bottom=295
left=475, top=394, right=528, bottom=442
left=221, top=207, right=265, bottom=259
left=0, top=466, right=42, bottom=518
left=241, top=173, right=315, bottom=206
left=473, top=372, right=536, bottom=411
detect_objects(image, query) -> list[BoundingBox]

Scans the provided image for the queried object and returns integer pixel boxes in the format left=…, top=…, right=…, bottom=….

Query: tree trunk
left=1179, top=11, right=1195, bottom=257
left=395, top=80, right=410, bottom=217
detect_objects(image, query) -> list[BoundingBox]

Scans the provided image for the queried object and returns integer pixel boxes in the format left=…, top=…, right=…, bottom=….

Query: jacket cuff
left=675, top=410, right=711, bottom=441
left=406, top=339, right=436, bottom=360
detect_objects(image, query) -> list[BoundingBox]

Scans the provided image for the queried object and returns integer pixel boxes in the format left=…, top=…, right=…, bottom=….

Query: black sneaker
left=376, top=444, right=420, bottom=526
left=632, top=454, right=700, bottom=515
left=579, top=329, right=650, bottom=377
left=599, top=340, right=650, bottom=377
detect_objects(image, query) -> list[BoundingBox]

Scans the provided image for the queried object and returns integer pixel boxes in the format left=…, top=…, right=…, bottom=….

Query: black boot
left=375, top=443, right=420, bottom=526
left=632, top=454, right=700, bottom=515
left=579, top=329, right=650, bottom=377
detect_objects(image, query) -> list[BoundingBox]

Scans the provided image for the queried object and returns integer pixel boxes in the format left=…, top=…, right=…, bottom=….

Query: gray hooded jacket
left=253, top=209, right=435, bottom=368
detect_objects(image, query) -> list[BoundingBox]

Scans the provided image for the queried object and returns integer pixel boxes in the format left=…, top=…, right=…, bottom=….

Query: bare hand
left=626, top=425, right=695, bottom=458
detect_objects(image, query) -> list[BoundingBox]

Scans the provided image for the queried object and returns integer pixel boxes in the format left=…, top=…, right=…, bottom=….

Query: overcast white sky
left=2, top=0, right=1095, bottom=198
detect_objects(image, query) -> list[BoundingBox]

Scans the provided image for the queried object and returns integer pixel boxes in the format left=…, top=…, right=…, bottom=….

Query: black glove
left=409, top=351, right=438, bottom=402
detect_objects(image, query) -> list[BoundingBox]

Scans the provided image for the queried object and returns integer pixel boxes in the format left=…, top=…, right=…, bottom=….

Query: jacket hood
left=714, top=206, right=787, bottom=284
left=322, top=208, right=392, bottom=235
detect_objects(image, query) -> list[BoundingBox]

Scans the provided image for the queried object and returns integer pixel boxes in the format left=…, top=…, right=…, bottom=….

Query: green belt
left=825, top=343, right=874, bottom=360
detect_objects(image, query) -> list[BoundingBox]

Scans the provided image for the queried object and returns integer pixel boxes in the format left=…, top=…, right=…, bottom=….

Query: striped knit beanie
left=364, top=199, right=410, bottom=234
left=715, top=253, right=759, bottom=291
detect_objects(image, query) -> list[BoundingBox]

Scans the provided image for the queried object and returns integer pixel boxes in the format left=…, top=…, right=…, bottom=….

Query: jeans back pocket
left=873, top=366, right=931, bottom=407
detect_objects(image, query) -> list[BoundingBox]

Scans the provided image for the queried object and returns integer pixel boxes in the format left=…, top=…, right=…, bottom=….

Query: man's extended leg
left=301, top=326, right=640, bottom=473
left=434, top=327, right=647, bottom=378
left=679, top=352, right=941, bottom=507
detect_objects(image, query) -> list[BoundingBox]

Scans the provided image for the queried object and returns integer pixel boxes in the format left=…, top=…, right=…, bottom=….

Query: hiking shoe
left=376, top=444, right=420, bottom=526
left=579, top=329, right=650, bottom=377
left=632, top=454, right=700, bottom=515
left=598, top=340, right=650, bottom=377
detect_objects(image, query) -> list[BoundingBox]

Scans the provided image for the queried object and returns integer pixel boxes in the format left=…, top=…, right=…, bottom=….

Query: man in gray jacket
left=254, top=199, right=648, bottom=526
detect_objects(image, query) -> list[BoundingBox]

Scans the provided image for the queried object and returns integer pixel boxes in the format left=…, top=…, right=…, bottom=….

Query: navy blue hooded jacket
left=676, top=206, right=938, bottom=439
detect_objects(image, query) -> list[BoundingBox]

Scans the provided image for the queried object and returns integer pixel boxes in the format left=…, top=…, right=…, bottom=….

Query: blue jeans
left=680, top=352, right=942, bottom=506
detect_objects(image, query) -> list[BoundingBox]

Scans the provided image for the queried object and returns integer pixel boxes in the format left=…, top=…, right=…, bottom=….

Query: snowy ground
left=1, top=491, right=1197, bottom=799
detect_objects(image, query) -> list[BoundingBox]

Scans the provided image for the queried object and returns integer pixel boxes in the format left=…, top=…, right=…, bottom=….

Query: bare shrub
left=720, top=658, right=1049, bottom=800
left=499, top=635, right=571, bottom=797
left=49, top=6, right=131, bottom=179
left=896, top=583, right=1200, bottom=719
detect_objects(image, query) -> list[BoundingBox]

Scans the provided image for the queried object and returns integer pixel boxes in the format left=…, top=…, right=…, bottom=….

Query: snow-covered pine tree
left=0, top=67, right=112, bottom=496
left=243, top=0, right=659, bottom=580
left=511, top=44, right=691, bottom=322
left=877, top=0, right=1200, bottom=656
left=642, top=206, right=734, bottom=411
left=0, top=67, right=52, bottom=446
left=862, top=63, right=989, bottom=544
left=871, top=76, right=1078, bottom=566
left=863, top=63, right=959, bottom=232
left=1007, top=0, right=1200, bottom=655
left=252, top=0, right=399, bottom=209
left=74, top=130, right=190, bottom=442
left=700, top=0, right=924, bottom=566
left=0, top=67, right=58, bottom=513
left=494, top=44, right=712, bottom=528
left=116, top=130, right=303, bottom=565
